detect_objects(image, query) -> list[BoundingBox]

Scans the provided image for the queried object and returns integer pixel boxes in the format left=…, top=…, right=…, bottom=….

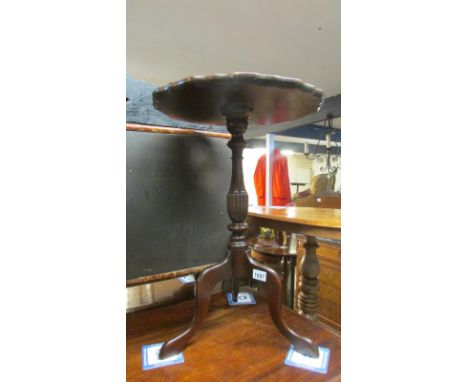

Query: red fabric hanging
left=253, top=149, right=291, bottom=206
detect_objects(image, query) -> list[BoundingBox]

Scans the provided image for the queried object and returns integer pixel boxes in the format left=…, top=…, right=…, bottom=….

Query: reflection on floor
left=126, top=276, right=222, bottom=313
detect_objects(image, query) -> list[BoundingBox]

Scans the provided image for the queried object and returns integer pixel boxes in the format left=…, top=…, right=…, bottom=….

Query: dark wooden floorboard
left=127, top=292, right=341, bottom=381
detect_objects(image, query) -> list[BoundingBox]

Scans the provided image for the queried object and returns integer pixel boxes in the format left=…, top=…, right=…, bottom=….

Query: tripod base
left=158, top=250, right=319, bottom=359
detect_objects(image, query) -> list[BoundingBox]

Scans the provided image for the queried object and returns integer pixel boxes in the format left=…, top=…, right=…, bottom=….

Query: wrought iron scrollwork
left=304, top=115, right=341, bottom=174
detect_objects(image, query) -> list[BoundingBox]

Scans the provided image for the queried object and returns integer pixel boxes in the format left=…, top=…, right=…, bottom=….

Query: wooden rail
left=126, top=264, right=214, bottom=287
left=126, top=123, right=231, bottom=139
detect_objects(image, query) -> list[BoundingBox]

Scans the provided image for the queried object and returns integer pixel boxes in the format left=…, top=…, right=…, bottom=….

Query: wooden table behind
left=246, top=207, right=341, bottom=329
left=127, top=292, right=341, bottom=382
left=248, top=207, right=341, bottom=240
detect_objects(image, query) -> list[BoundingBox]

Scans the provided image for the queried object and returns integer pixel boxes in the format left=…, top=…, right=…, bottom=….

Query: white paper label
left=252, top=269, right=267, bottom=282
left=178, top=274, right=195, bottom=284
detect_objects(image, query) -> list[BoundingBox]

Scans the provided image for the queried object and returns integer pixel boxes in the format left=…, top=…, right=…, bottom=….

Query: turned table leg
left=298, top=235, right=320, bottom=320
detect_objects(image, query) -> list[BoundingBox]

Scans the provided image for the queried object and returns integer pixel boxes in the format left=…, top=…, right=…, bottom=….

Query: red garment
left=254, top=149, right=291, bottom=206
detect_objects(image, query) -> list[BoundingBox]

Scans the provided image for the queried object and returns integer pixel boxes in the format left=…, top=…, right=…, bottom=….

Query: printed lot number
left=252, top=269, right=267, bottom=282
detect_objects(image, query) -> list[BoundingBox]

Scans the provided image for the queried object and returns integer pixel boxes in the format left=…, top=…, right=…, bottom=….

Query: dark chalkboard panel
left=126, top=131, right=232, bottom=281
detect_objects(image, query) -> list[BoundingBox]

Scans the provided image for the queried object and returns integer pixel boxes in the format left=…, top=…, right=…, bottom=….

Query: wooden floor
left=127, top=291, right=341, bottom=381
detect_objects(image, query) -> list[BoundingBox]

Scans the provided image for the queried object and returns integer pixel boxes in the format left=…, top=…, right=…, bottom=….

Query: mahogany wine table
left=126, top=292, right=341, bottom=382
left=247, top=207, right=341, bottom=320
left=152, top=72, right=324, bottom=359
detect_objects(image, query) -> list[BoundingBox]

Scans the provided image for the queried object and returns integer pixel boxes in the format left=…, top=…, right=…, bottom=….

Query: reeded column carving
left=223, top=104, right=251, bottom=249
left=298, top=236, right=320, bottom=319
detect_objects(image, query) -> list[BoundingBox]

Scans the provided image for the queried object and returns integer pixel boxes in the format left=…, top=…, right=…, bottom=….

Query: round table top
left=152, top=72, right=324, bottom=126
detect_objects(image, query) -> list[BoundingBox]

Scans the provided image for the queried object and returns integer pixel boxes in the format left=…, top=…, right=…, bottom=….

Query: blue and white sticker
left=284, top=346, right=330, bottom=374
left=226, top=291, right=256, bottom=305
left=142, top=343, right=184, bottom=370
